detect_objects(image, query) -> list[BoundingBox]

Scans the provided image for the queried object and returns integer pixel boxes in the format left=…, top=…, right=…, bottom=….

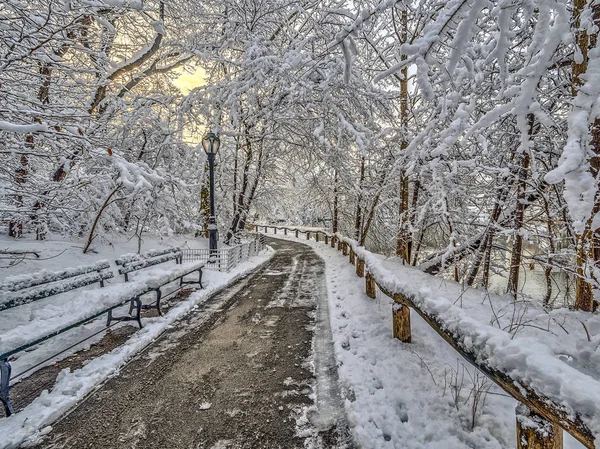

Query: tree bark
left=507, top=114, right=534, bottom=299
left=571, top=1, right=600, bottom=311
left=333, top=170, right=339, bottom=233
left=395, top=5, right=411, bottom=263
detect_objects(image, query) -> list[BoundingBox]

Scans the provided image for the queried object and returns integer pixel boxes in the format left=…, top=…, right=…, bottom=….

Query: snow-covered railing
left=261, top=224, right=597, bottom=449
left=181, top=233, right=266, bottom=272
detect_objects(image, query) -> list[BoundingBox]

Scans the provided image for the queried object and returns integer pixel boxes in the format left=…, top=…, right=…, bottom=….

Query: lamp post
left=202, top=132, right=220, bottom=257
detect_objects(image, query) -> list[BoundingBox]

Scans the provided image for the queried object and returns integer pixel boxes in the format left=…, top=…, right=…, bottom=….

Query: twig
left=580, top=320, right=591, bottom=343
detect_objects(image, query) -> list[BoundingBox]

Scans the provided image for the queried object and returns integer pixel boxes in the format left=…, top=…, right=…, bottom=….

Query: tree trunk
left=466, top=187, right=507, bottom=286
left=571, top=1, right=600, bottom=311
left=507, top=115, right=534, bottom=299
left=395, top=6, right=411, bottom=263
left=355, top=157, right=365, bottom=240
left=333, top=170, right=339, bottom=233
left=83, top=186, right=121, bottom=254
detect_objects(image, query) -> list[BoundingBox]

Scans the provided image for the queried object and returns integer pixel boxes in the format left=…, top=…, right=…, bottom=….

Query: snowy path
left=33, top=238, right=351, bottom=449
left=265, top=232, right=589, bottom=449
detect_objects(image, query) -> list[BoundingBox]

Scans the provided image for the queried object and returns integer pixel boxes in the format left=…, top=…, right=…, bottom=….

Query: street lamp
left=202, top=132, right=221, bottom=257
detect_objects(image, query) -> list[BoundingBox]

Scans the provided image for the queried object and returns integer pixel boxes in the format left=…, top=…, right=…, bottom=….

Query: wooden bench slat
left=115, top=248, right=181, bottom=266
left=0, top=261, right=112, bottom=292
left=0, top=270, right=114, bottom=311
left=118, top=252, right=181, bottom=275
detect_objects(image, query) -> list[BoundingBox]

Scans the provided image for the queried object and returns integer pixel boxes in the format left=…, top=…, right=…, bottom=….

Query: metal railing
left=181, top=233, right=266, bottom=272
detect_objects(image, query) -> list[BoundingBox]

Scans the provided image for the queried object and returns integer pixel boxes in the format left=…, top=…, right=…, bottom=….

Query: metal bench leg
left=0, top=359, right=14, bottom=417
left=128, top=298, right=136, bottom=315
left=155, top=289, right=163, bottom=316
left=133, top=298, right=143, bottom=329
left=107, top=298, right=143, bottom=329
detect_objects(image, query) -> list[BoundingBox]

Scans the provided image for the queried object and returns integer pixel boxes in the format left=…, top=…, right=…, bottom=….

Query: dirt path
left=35, top=238, right=351, bottom=449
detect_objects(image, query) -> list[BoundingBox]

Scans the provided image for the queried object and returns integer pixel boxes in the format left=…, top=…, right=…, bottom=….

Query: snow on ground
left=0, top=233, right=212, bottom=277
left=0, top=236, right=274, bottom=449
left=266, top=230, right=587, bottom=449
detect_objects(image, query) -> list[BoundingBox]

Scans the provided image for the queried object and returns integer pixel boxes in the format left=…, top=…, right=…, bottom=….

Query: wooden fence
left=258, top=224, right=595, bottom=449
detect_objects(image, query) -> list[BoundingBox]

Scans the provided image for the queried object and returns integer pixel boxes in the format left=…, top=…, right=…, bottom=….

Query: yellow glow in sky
left=174, top=66, right=207, bottom=94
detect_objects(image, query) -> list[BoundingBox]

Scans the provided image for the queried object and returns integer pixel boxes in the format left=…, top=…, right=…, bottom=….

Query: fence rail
left=181, top=234, right=266, bottom=272
left=257, top=224, right=595, bottom=449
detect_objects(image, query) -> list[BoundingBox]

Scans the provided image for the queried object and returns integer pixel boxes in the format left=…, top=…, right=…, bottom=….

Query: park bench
left=0, top=260, right=148, bottom=416
left=113, top=248, right=204, bottom=320
left=0, top=251, right=204, bottom=417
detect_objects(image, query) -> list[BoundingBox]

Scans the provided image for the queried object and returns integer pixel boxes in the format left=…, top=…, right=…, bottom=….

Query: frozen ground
left=266, top=230, right=588, bottom=449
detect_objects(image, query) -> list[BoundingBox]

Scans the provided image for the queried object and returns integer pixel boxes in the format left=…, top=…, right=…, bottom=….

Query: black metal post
left=208, top=152, right=218, bottom=257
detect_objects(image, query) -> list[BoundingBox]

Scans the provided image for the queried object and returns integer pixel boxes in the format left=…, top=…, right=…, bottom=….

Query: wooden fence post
left=306, top=231, right=310, bottom=240
left=356, top=258, right=365, bottom=277
left=366, top=272, right=376, bottom=298
left=331, top=236, right=336, bottom=248
left=295, top=229, right=299, bottom=238
left=337, top=240, right=343, bottom=251
left=392, top=304, right=411, bottom=343
left=284, top=228, right=287, bottom=235
left=342, top=242, right=348, bottom=256
left=324, top=235, right=329, bottom=244
left=274, top=227, right=277, bottom=234
left=516, top=405, right=563, bottom=449
left=349, top=248, right=355, bottom=265
left=316, top=232, right=320, bottom=242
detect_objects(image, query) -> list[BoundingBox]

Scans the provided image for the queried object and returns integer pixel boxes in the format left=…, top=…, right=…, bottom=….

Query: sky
left=173, top=66, right=207, bottom=143
left=174, top=66, right=206, bottom=94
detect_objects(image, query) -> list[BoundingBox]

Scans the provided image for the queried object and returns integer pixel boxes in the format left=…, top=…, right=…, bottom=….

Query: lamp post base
left=209, top=219, right=218, bottom=260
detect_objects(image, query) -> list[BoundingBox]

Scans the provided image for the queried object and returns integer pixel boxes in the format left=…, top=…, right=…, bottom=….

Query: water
left=487, top=251, right=575, bottom=307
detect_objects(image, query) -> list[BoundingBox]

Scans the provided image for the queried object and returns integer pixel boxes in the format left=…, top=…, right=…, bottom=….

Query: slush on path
left=35, top=238, right=352, bottom=449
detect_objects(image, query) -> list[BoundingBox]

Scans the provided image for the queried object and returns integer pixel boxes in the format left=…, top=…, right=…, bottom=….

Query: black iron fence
left=181, top=234, right=266, bottom=272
